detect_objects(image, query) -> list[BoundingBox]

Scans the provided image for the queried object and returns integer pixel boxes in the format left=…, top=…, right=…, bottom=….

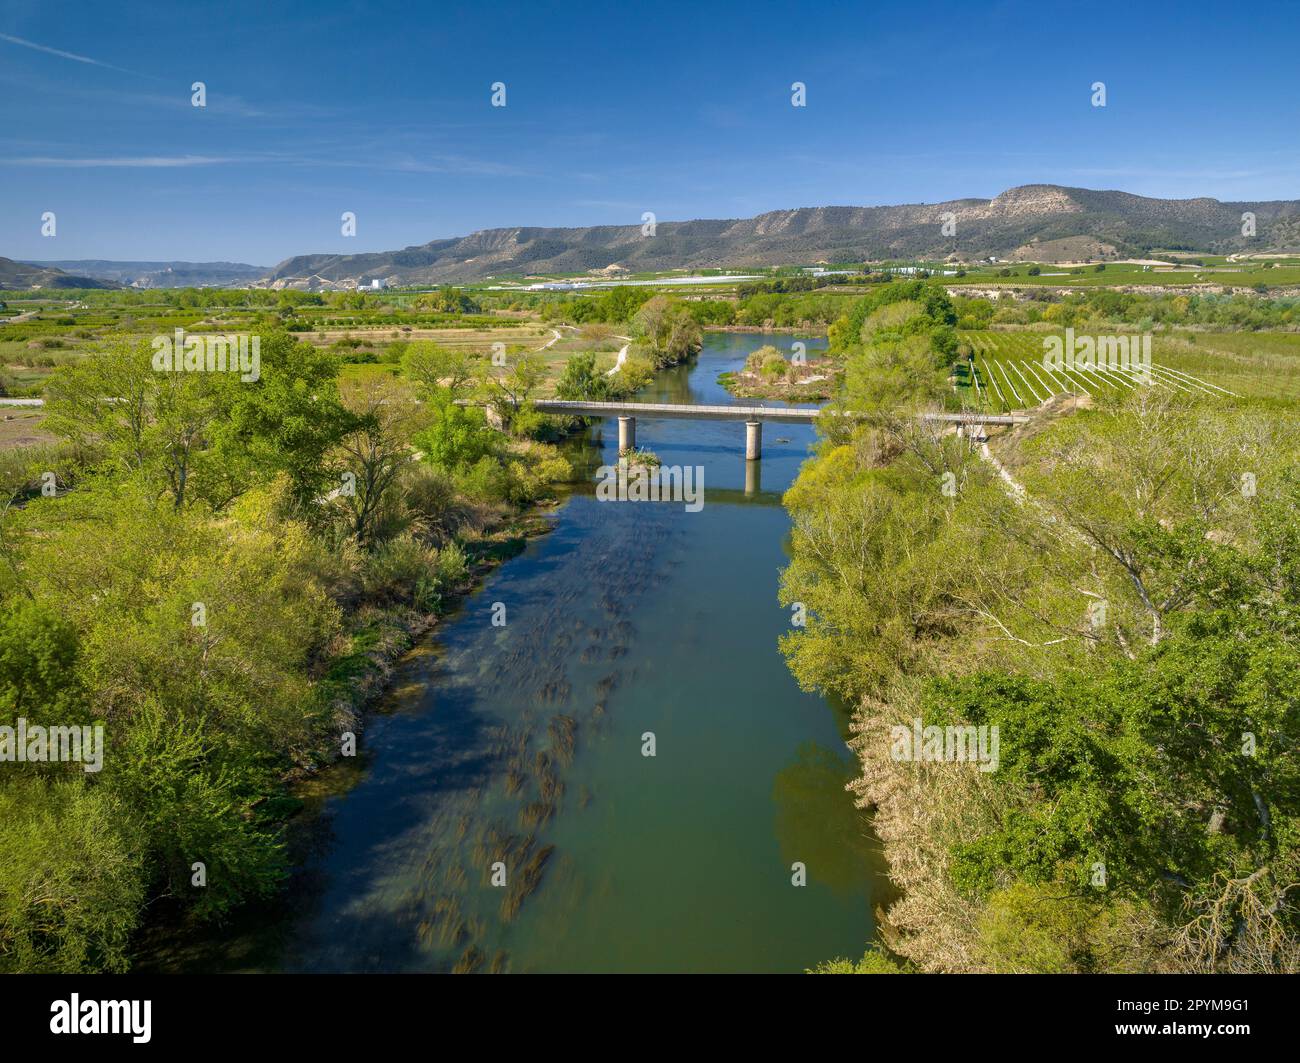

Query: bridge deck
left=2, top=394, right=1033, bottom=427
left=530, top=399, right=1030, bottom=425
left=532, top=399, right=819, bottom=422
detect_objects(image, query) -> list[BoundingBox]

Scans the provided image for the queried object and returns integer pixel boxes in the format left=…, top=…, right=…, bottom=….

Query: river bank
left=306, top=503, right=563, bottom=770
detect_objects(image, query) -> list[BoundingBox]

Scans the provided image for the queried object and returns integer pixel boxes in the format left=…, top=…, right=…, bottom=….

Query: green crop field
left=954, top=328, right=1300, bottom=411
left=944, top=259, right=1300, bottom=288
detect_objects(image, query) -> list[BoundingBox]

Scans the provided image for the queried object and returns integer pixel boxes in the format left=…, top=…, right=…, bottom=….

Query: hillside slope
left=0, top=257, right=116, bottom=290
left=25, top=260, right=267, bottom=288
left=262, top=185, right=1300, bottom=286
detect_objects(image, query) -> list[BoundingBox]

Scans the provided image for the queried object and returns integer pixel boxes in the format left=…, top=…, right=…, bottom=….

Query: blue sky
left=2, top=0, right=1297, bottom=265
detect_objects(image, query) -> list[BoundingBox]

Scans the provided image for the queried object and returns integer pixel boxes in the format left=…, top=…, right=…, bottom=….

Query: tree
left=484, top=352, right=547, bottom=432
left=3, top=477, right=341, bottom=926
left=414, top=398, right=498, bottom=470
left=780, top=366, right=1300, bottom=971
left=838, top=333, right=950, bottom=414
left=0, top=599, right=83, bottom=726
left=555, top=351, right=614, bottom=402
left=44, top=339, right=245, bottom=510
left=45, top=331, right=357, bottom=514
left=333, top=376, right=427, bottom=547
left=630, top=296, right=702, bottom=367
left=401, top=341, right=480, bottom=401
left=217, top=330, right=357, bottom=512
left=419, top=286, right=479, bottom=314
left=0, top=780, right=145, bottom=972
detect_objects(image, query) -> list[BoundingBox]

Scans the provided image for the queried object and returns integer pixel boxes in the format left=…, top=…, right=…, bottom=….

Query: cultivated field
left=944, top=257, right=1300, bottom=289
left=0, top=299, right=628, bottom=410
left=955, top=328, right=1300, bottom=411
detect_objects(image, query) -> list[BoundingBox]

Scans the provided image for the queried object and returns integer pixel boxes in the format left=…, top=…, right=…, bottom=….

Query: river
left=150, top=331, right=889, bottom=974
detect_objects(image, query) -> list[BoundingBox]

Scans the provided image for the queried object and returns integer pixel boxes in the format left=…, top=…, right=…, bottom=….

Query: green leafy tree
left=555, top=351, right=615, bottom=401
left=332, top=376, right=427, bottom=548
left=401, top=341, right=480, bottom=400
left=44, top=339, right=245, bottom=510
left=414, top=397, right=498, bottom=470
left=217, top=330, right=357, bottom=511
left=484, top=352, right=547, bottom=432
left=630, top=295, right=702, bottom=367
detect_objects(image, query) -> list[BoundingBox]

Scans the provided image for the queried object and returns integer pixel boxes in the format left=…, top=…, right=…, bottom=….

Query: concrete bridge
left=532, top=399, right=819, bottom=458
left=529, top=399, right=1030, bottom=459
left=3, top=394, right=1033, bottom=459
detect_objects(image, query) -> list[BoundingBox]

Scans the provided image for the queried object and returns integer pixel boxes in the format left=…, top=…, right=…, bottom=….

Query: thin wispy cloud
left=6, top=150, right=530, bottom=177
left=10, top=154, right=239, bottom=168
left=386, top=155, right=531, bottom=177
left=0, top=31, right=144, bottom=76
left=0, top=65, right=347, bottom=121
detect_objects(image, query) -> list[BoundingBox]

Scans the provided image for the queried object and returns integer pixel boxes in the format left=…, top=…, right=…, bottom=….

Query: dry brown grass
left=847, top=691, right=1004, bottom=972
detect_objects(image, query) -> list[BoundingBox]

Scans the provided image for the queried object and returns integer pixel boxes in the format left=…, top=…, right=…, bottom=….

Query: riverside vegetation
left=786, top=282, right=1300, bottom=973
left=0, top=290, right=700, bottom=973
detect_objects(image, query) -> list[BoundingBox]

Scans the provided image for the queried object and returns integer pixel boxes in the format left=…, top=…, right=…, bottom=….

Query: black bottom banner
left=3, top=972, right=1290, bottom=1050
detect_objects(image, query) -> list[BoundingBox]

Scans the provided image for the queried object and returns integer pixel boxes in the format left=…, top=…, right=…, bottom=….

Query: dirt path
left=533, top=328, right=564, bottom=352
left=606, top=336, right=632, bottom=376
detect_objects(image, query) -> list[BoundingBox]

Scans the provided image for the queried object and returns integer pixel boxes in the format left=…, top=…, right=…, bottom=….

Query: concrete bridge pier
left=745, top=420, right=762, bottom=460
left=618, top=415, right=635, bottom=453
